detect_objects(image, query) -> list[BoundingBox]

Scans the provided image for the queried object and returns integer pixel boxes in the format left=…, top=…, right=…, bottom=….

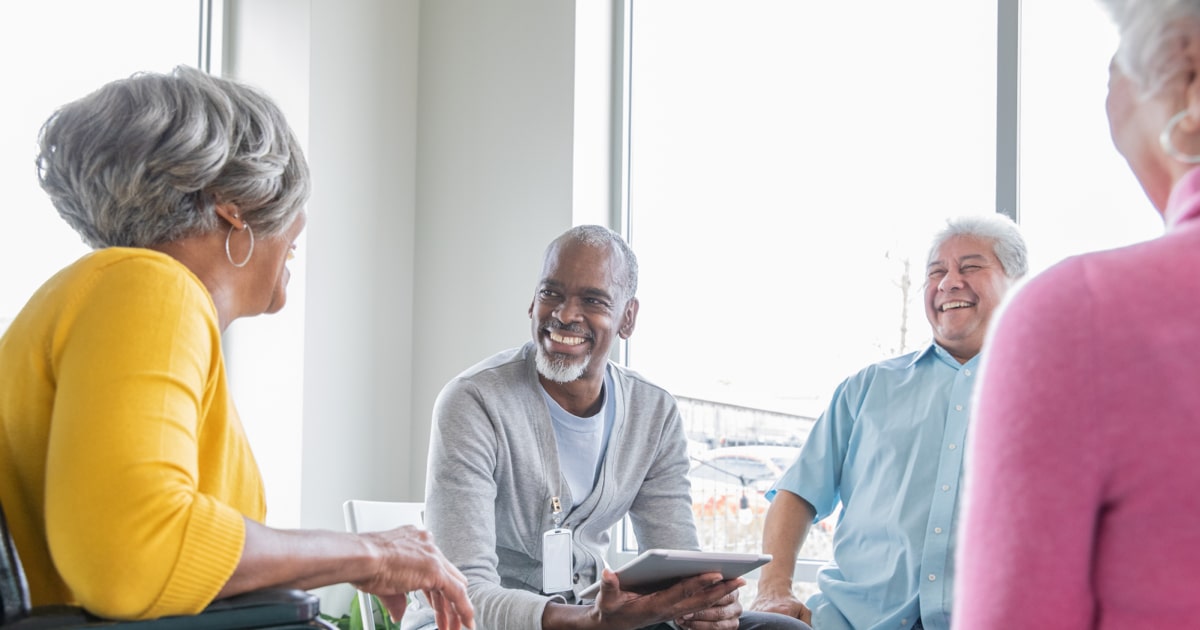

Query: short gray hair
left=550, top=225, right=639, bottom=300
left=1099, top=0, right=1200, bottom=98
left=927, top=214, right=1028, bottom=279
left=37, top=65, right=310, bottom=248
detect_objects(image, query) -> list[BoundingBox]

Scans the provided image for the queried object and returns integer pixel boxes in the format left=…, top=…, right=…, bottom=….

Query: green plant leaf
left=348, top=593, right=365, bottom=630
left=330, top=591, right=413, bottom=630
left=318, top=612, right=352, bottom=630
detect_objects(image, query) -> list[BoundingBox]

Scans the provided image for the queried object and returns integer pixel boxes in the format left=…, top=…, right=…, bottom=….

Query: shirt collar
left=1164, top=166, right=1200, bottom=229
left=907, top=341, right=981, bottom=370
left=905, top=343, right=939, bottom=368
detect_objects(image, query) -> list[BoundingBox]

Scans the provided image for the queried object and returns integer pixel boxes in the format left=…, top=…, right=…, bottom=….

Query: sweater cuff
left=475, top=584, right=554, bottom=630
left=148, top=497, right=246, bottom=617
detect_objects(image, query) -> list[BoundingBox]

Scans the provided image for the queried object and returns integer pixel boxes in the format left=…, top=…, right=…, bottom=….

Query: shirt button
left=964, top=369, right=972, bottom=376
left=955, top=404, right=964, bottom=411
left=934, top=527, right=943, bottom=534
left=900, top=620, right=907, bottom=626
left=942, top=484, right=951, bottom=491
left=948, top=443, right=957, bottom=450
left=928, top=574, right=937, bottom=582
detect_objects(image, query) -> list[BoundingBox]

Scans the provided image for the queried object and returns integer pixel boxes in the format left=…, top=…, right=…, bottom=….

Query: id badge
left=542, top=528, right=574, bottom=594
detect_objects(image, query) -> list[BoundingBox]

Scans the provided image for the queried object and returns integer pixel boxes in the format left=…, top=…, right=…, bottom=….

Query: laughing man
left=423, top=225, right=806, bottom=630
left=748, top=215, right=1027, bottom=630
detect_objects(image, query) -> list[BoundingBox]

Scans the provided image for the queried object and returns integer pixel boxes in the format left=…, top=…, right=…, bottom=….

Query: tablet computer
left=578, top=549, right=771, bottom=598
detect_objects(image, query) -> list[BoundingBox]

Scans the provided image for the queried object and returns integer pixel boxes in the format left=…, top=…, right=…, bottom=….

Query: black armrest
left=130, top=588, right=323, bottom=630
left=3, top=503, right=328, bottom=630
left=4, top=588, right=328, bottom=630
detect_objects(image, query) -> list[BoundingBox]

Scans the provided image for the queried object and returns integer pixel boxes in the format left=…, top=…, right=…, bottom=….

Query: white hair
left=550, top=225, right=639, bottom=301
left=1099, top=0, right=1200, bottom=98
left=927, top=214, right=1028, bottom=279
left=37, top=65, right=309, bottom=248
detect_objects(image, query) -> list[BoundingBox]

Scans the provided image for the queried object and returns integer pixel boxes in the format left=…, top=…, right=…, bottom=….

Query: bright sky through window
left=0, top=1, right=198, bottom=326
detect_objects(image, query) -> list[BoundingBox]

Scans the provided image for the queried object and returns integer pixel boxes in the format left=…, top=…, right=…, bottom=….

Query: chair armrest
left=5, top=588, right=323, bottom=630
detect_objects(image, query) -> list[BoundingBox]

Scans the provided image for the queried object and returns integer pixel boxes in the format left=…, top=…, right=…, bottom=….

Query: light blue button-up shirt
left=767, top=343, right=977, bottom=630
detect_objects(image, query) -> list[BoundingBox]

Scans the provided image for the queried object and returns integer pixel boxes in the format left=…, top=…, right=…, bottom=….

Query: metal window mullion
left=997, top=0, right=1021, bottom=222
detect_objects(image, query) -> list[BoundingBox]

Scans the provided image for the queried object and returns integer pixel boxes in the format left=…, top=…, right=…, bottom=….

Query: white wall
left=410, top=0, right=581, bottom=498
left=294, top=0, right=585, bottom=537
left=224, top=0, right=617, bottom=614
left=300, top=0, right=422, bottom=534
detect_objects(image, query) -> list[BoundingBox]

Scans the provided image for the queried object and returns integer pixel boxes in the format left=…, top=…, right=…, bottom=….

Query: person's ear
left=528, top=300, right=535, bottom=318
left=618, top=297, right=639, bottom=339
left=214, top=202, right=245, bottom=230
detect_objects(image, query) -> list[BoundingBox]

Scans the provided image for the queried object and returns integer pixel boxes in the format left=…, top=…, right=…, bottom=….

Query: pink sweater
left=955, top=167, right=1200, bottom=630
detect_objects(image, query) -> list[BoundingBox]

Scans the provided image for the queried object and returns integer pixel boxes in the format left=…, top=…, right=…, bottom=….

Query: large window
left=620, top=0, right=1163, bottom=596
left=0, top=1, right=310, bottom=529
left=1019, top=0, right=1163, bottom=265
left=623, top=1, right=996, bottom=580
left=0, top=0, right=204, bottom=332
left=626, top=0, right=996, bottom=410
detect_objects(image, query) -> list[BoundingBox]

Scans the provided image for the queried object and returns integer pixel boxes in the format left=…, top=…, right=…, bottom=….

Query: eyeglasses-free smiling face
left=529, top=239, right=637, bottom=386
left=924, top=234, right=1013, bottom=363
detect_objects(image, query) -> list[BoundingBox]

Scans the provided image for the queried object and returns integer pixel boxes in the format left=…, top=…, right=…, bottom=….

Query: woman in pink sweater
left=955, top=1, right=1200, bottom=629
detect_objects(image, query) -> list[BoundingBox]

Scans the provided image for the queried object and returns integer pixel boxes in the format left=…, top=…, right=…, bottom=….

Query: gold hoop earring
left=225, top=224, right=255, bottom=268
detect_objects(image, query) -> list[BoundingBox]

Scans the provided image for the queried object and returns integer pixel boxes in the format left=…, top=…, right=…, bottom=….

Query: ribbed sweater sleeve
left=42, top=252, right=249, bottom=619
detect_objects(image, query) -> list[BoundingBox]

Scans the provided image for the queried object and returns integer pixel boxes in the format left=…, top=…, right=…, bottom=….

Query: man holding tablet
left=422, top=226, right=807, bottom=630
left=749, top=216, right=1028, bottom=630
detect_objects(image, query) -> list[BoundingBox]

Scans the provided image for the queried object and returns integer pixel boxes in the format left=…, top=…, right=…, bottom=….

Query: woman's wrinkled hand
left=352, top=526, right=475, bottom=630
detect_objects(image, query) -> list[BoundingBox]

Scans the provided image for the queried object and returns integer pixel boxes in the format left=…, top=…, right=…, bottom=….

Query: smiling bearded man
left=421, top=225, right=809, bottom=630
left=748, top=214, right=1027, bottom=630
left=535, top=330, right=590, bottom=383
left=530, top=229, right=634, bottom=387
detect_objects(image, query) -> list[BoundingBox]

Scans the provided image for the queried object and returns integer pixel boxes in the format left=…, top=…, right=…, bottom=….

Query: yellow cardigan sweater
left=0, top=247, right=265, bottom=620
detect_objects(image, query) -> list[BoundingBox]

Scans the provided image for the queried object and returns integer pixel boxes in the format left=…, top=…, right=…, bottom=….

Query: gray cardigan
left=423, top=343, right=699, bottom=630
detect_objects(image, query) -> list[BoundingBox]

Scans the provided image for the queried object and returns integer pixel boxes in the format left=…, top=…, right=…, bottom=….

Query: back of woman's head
left=1101, top=0, right=1200, bottom=98
left=37, top=65, right=310, bottom=248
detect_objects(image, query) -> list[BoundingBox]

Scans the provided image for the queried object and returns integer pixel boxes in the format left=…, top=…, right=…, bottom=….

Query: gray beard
left=535, top=346, right=589, bottom=384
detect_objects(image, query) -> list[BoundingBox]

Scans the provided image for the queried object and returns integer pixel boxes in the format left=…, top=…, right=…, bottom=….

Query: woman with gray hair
left=0, top=66, right=473, bottom=629
left=955, top=2, right=1200, bottom=628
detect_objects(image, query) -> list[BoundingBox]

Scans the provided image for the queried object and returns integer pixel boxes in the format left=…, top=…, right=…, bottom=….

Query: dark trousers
left=640, top=610, right=812, bottom=629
